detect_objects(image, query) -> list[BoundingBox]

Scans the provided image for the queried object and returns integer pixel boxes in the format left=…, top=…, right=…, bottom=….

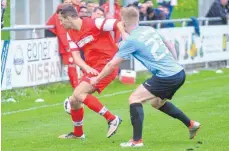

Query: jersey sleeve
left=55, top=18, right=69, bottom=51
left=67, top=32, right=79, bottom=52
left=95, top=18, right=118, bottom=32
left=115, top=40, right=137, bottom=60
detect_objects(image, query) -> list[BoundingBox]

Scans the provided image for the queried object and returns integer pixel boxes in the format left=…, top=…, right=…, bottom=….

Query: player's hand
left=121, top=32, right=129, bottom=41
left=90, top=76, right=99, bottom=86
left=85, top=66, right=99, bottom=75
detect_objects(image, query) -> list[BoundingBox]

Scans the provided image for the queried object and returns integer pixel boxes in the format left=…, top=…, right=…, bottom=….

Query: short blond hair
left=121, top=6, right=139, bottom=27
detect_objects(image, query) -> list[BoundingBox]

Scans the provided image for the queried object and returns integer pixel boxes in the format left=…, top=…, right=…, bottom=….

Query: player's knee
left=129, top=94, right=140, bottom=104
left=150, top=97, right=166, bottom=109
left=69, top=96, right=81, bottom=109
left=72, top=89, right=82, bottom=100
left=129, top=91, right=151, bottom=104
left=72, top=93, right=86, bottom=103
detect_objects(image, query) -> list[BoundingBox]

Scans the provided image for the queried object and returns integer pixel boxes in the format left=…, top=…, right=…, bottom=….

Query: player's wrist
left=84, top=64, right=93, bottom=71
left=83, top=65, right=89, bottom=70
left=96, top=76, right=101, bottom=83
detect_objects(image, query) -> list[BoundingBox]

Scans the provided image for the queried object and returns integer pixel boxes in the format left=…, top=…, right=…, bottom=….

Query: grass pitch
left=2, top=69, right=229, bottom=151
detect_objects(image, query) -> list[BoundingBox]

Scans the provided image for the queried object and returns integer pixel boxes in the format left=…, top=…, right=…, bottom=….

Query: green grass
left=138, top=0, right=198, bottom=19
left=139, top=0, right=198, bottom=27
left=1, top=0, right=10, bottom=40
left=172, top=0, right=198, bottom=19
left=2, top=68, right=229, bottom=151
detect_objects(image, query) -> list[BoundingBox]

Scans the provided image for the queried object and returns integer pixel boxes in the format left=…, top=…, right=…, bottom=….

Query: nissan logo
left=13, top=46, right=24, bottom=75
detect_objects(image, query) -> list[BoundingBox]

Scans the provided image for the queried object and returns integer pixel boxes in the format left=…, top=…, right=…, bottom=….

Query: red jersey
left=68, top=18, right=119, bottom=68
left=46, top=4, right=80, bottom=54
left=47, top=5, right=68, bottom=54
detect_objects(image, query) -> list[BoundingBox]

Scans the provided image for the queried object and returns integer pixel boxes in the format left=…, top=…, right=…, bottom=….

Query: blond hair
left=121, top=6, right=139, bottom=27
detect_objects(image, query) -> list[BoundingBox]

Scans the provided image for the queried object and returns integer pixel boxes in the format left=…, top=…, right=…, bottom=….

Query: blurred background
left=3, top=0, right=227, bottom=40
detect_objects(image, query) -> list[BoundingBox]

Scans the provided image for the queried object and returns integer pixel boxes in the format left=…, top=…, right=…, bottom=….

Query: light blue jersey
left=116, top=26, right=183, bottom=77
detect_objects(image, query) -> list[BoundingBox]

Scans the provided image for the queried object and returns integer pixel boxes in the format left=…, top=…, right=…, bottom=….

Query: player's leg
left=66, top=54, right=78, bottom=88
left=86, top=68, right=122, bottom=138
left=58, top=81, right=94, bottom=139
left=59, top=81, right=97, bottom=139
left=120, top=84, right=156, bottom=147
left=149, top=96, right=200, bottom=138
left=72, top=81, right=117, bottom=122
left=59, top=69, right=121, bottom=139
left=151, top=98, right=201, bottom=139
left=149, top=96, right=192, bottom=128
left=157, top=101, right=200, bottom=139
left=68, top=64, right=78, bottom=88
left=61, top=53, right=78, bottom=88
left=72, top=69, right=121, bottom=138
left=148, top=70, right=200, bottom=139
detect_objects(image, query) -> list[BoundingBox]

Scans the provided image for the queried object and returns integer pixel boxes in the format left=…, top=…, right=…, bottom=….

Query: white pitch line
left=1, top=90, right=134, bottom=116
left=2, top=103, right=62, bottom=116
left=2, top=75, right=229, bottom=116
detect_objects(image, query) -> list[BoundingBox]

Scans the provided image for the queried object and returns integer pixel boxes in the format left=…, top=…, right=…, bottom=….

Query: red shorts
left=61, top=53, right=74, bottom=65
left=80, top=67, right=119, bottom=93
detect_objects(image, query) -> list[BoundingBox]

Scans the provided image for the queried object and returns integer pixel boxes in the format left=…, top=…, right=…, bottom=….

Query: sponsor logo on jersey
left=77, top=35, right=94, bottom=48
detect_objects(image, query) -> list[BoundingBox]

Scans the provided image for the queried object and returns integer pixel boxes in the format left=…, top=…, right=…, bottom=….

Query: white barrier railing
left=1, top=25, right=55, bottom=31
left=1, top=17, right=225, bottom=33
left=139, top=17, right=224, bottom=28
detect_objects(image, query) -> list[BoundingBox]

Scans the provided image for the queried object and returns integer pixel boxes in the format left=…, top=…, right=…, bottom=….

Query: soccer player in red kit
left=46, top=0, right=80, bottom=88
left=57, top=4, right=127, bottom=139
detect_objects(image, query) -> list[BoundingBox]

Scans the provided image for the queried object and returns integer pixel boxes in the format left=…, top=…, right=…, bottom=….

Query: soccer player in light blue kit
left=90, top=6, right=201, bottom=147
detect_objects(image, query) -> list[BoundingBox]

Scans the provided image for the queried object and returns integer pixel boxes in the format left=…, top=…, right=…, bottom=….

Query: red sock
left=71, top=107, right=84, bottom=136
left=83, top=94, right=116, bottom=121
left=68, top=66, right=78, bottom=88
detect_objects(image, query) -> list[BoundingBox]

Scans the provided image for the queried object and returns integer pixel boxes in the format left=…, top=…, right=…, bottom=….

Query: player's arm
left=67, top=32, right=87, bottom=68
left=95, top=18, right=128, bottom=40
left=71, top=51, right=99, bottom=75
left=161, top=36, right=178, bottom=60
left=68, top=33, right=98, bottom=75
left=56, top=21, right=69, bottom=51
left=71, top=51, right=86, bottom=68
left=91, top=40, right=136, bottom=85
left=95, top=57, right=124, bottom=83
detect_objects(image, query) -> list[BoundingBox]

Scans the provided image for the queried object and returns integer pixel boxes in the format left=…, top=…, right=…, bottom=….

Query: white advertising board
left=1, top=38, right=69, bottom=90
